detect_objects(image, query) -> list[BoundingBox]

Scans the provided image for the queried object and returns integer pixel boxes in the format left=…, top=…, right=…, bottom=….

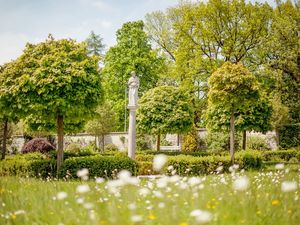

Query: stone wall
left=10, top=129, right=277, bottom=153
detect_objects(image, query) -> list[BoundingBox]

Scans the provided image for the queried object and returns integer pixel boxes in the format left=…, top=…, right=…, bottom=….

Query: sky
left=0, top=0, right=275, bottom=64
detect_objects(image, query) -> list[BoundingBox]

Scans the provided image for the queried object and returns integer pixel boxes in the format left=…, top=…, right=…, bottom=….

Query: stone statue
left=128, top=71, right=140, bottom=107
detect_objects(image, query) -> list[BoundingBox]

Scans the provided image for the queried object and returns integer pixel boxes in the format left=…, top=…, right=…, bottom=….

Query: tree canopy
left=137, top=85, right=194, bottom=150
left=8, top=35, right=104, bottom=170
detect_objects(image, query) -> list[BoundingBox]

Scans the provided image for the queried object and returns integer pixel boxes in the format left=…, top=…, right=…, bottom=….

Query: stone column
left=127, top=71, right=139, bottom=160
left=128, top=106, right=137, bottom=159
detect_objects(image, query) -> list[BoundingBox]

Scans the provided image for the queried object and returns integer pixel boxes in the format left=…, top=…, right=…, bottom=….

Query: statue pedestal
left=128, top=105, right=137, bottom=159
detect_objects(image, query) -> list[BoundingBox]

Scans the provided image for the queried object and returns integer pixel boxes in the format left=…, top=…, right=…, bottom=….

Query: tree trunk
left=156, top=134, right=161, bottom=151
left=102, top=134, right=105, bottom=152
left=275, top=128, right=280, bottom=148
left=242, top=130, right=246, bottom=150
left=56, top=114, right=64, bottom=173
left=230, top=113, right=235, bottom=164
left=177, top=134, right=180, bottom=146
left=1, top=119, right=8, bottom=160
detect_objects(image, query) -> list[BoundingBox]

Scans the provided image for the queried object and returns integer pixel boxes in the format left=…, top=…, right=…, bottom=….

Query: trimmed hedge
left=137, top=150, right=210, bottom=157
left=261, top=149, right=300, bottom=162
left=0, top=154, right=137, bottom=179
left=59, top=155, right=138, bottom=178
left=279, top=124, right=300, bottom=148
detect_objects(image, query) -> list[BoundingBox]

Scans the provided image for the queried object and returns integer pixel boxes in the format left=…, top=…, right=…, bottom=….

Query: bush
left=59, top=155, right=138, bottom=178
left=165, top=152, right=262, bottom=176
left=205, top=131, right=240, bottom=153
left=22, top=138, right=55, bottom=154
left=47, top=150, right=95, bottom=160
left=246, top=135, right=270, bottom=150
left=0, top=156, right=56, bottom=178
left=66, top=143, right=82, bottom=153
left=104, top=144, right=119, bottom=151
left=182, top=129, right=201, bottom=152
left=279, top=123, right=300, bottom=148
left=261, top=149, right=300, bottom=162
left=136, top=133, right=154, bottom=151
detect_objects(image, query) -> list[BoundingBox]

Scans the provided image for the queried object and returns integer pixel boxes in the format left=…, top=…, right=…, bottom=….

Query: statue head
left=131, top=71, right=136, bottom=77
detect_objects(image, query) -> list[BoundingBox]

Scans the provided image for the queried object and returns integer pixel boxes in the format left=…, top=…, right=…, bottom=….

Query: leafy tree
left=9, top=36, right=104, bottom=171
left=137, top=86, right=194, bottom=150
left=146, top=0, right=272, bottom=126
left=207, top=62, right=259, bottom=162
left=103, top=20, right=166, bottom=131
left=0, top=62, right=22, bottom=159
left=85, top=102, right=116, bottom=151
left=86, top=31, right=105, bottom=57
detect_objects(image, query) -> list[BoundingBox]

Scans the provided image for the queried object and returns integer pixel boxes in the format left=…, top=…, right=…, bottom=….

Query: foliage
left=104, top=144, right=119, bottom=152
left=85, top=102, right=116, bottom=150
left=279, top=124, right=300, bottom=149
left=261, top=149, right=300, bottom=162
left=204, top=131, right=240, bottom=153
left=21, top=138, right=55, bottom=154
left=8, top=35, right=104, bottom=170
left=102, top=20, right=166, bottom=131
left=85, top=31, right=105, bottom=56
left=136, top=133, right=155, bottom=151
left=182, top=128, right=201, bottom=152
left=65, top=143, right=82, bottom=153
left=137, top=85, right=194, bottom=135
left=246, top=135, right=270, bottom=151
left=206, top=62, right=260, bottom=160
left=59, top=155, right=137, bottom=178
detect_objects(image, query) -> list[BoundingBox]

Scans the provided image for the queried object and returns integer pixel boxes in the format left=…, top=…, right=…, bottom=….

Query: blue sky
left=0, top=0, right=275, bottom=64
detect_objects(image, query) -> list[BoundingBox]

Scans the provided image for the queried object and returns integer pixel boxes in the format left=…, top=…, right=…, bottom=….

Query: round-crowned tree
left=206, top=62, right=260, bottom=163
left=137, top=86, right=194, bottom=150
left=10, top=35, right=103, bottom=171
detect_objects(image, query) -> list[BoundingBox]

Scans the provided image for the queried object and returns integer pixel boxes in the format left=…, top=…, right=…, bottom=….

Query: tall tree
left=85, top=102, right=116, bottom=151
left=137, top=86, right=194, bottom=151
left=86, top=31, right=105, bottom=57
left=0, top=62, right=22, bottom=159
left=10, top=36, right=104, bottom=171
left=103, top=20, right=166, bottom=131
left=207, top=62, right=260, bottom=162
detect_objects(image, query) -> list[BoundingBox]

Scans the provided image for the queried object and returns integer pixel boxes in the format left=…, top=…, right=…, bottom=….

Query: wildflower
left=271, top=199, right=280, bottom=206
left=153, top=154, right=167, bottom=171
left=190, top=209, right=212, bottom=224
left=275, top=163, right=284, bottom=170
left=139, top=188, right=150, bottom=197
left=76, top=184, right=90, bottom=193
left=131, top=215, right=143, bottom=222
left=56, top=192, right=68, bottom=200
left=229, top=164, right=239, bottom=173
left=83, top=203, right=94, bottom=209
left=281, top=181, right=298, bottom=192
left=14, top=210, right=26, bottom=215
left=233, top=176, right=249, bottom=191
left=77, top=168, right=89, bottom=180
left=188, top=177, right=201, bottom=186
left=158, top=202, right=165, bottom=208
left=95, top=177, right=105, bottom=183
left=216, top=166, right=223, bottom=173
left=148, top=214, right=156, bottom=220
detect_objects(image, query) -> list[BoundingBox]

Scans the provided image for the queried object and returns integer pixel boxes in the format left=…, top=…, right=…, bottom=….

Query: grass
left=0, top=167, right=299, bottom=225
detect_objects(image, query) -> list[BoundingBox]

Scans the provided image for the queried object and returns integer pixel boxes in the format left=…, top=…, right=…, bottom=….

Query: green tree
left=86, top=31, right=105, bottom=57
left=0, top=62, right=22, bottom=159
left=103, top=20, right=166, bottom=131
left=145, top=0, right=272, bottom=125
left=85, top=102, right=116, bottom=151
left=10, top=36, right=104, bottom=171
left=207, top=62, right=260, bottom=162
left=137, top=86, right=194, bottom=150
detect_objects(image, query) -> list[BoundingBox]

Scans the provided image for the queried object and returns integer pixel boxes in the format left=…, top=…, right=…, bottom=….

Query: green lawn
left=0, top=168, right=299, bottom=225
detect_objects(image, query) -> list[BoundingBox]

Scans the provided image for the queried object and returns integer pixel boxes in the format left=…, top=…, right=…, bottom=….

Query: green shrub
left=137, top=150, right=210, bottom=157
left=246, top=135, right=270, bottom=150
left=66, top=143, right=82, bottom=153
left=279, top=123, right=300, bottom=148
left=182, top=129, right=201, bottom=152
left=47, top=150, right=95, bottom=160
left=104, top=144, right=119, bottom=151
left=261, top=149, right=300, bottom=162
left=136, top=133, right=155, bottom=151
left=205, top=131, right=241, bottom=153
left=137, top=161, right=157, bottom=175
left=59, top=155, right=138, bottom=178
left=0, top=157, right=56, bottom=178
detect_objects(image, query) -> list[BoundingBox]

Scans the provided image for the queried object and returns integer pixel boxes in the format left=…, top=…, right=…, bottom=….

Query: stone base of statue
left=128, top=105, right=137, bottom=159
